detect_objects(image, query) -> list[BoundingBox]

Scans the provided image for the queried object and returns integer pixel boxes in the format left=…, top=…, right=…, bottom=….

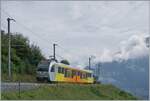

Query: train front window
left=37, top=68, right=48, bottom=72
left=51, top=65, right=55, bottom=72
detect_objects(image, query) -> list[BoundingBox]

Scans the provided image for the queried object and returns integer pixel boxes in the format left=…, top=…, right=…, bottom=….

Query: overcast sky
left=1, top=1, right=149, bottom=68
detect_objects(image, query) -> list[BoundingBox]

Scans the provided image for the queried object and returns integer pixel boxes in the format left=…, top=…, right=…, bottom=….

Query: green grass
left=1, top=84, right=137, bottom=100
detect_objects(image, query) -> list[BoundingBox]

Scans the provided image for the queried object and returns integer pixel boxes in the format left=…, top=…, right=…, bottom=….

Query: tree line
left=1, top=30, right=45, bottom=76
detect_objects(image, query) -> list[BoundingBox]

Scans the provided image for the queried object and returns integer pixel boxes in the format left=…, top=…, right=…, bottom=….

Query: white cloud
left=114, top=34, right=149, bottom=60
left=95, top=34, right=149, bottom=63
left=95, top=48, right=113, bottom=63
left=1, top=1, right=149, bottom=67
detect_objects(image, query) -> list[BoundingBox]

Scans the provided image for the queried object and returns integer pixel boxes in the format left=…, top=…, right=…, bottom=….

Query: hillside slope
left=2, top=84, right=137, bottom=100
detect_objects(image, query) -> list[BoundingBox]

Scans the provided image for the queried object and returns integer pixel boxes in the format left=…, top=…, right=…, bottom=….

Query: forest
left=1, top=30, right=45, bottom=81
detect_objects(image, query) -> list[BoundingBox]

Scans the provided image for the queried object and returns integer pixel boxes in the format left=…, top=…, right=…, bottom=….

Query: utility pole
left=89, top=57, right=91, bottom=70
left=53, top=43, right=57, bottom=60
left=88, top=56, right=96, bottom=70
left=7, top=18, right=15, bottom=80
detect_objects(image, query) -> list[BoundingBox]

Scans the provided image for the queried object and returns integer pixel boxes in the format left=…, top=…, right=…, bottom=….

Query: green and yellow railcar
left=36, top=59, right=94, bottom=84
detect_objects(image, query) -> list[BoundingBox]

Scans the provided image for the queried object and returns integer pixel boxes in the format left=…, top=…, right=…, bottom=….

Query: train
left=36, top=59, right=94, bottom=83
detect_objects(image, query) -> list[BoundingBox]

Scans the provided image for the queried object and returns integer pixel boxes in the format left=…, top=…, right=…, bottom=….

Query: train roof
left=55, top=63, right=93, bottom=73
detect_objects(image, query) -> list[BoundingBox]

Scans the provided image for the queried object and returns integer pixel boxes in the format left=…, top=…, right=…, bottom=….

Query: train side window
left=83, top=73, right=86, bottom=78
left=86, top=73, right=88, bottom=78
left=51, top=65, right=55, bottom=72
left=58, top=67, right=61, bottom=73
left=72, top=70, right=76, bottom=78
left=80, top=72, right=82, bottom=79
left=87, top=73, right=89, bottom=77
left=65, top=69, right=72, bottom=78
left=62, top=68, right=64, bottom=74
left=86, top=73, right=89, bottom=77
left=75, top=71, right=77, bottom=76
left=69, top=70, right=72, bottom=78
left=71, top=70, right=74, bottom=78
left=83, top=73, right=85, bottom=79
left=76, top=71, right=78, bottom=76
left=64, top=69, right=67, bottom=77
left=89, top=73, right=92, bottom=77
left=78, top=71, right=80, bottom=76
left=81, top=73, right=83, bottom=79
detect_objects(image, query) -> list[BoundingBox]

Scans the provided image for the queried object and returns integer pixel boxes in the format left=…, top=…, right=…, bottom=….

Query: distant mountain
left=93, top=35, right=149, bottom=99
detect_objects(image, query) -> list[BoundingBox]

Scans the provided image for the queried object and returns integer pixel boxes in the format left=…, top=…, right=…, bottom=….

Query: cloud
left=95, top=48, right=113, bottom=62
left=94, top=34, right=149, bottom=63
left=114, top=34, right=149, bottom=60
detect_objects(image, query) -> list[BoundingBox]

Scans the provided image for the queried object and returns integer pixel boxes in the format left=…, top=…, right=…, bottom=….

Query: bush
left=60, top=59, right=70, bottom=65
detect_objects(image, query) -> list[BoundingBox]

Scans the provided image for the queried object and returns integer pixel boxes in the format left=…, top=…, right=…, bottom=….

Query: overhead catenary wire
left=1, top=10, right=73, bottom=61
left=2, top=21, right=53, bottom=52
left=1, top=9, right=54, bottom=46
left=2, top=10, right=58, bottom=53
left=1, top=10, right=55, bottom=59
left=15, top=22, right=54, bottom=45
left=1, top=9, right=89, bottom=60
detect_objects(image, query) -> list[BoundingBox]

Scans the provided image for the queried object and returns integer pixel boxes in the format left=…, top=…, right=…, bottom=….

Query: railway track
left=1, top=82, right=98, bottom=92
left=1, top=82, right=55, bottom=92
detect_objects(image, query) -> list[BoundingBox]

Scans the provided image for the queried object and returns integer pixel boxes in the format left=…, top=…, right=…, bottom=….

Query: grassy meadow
left=2, top=84, right=137, bottom=100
